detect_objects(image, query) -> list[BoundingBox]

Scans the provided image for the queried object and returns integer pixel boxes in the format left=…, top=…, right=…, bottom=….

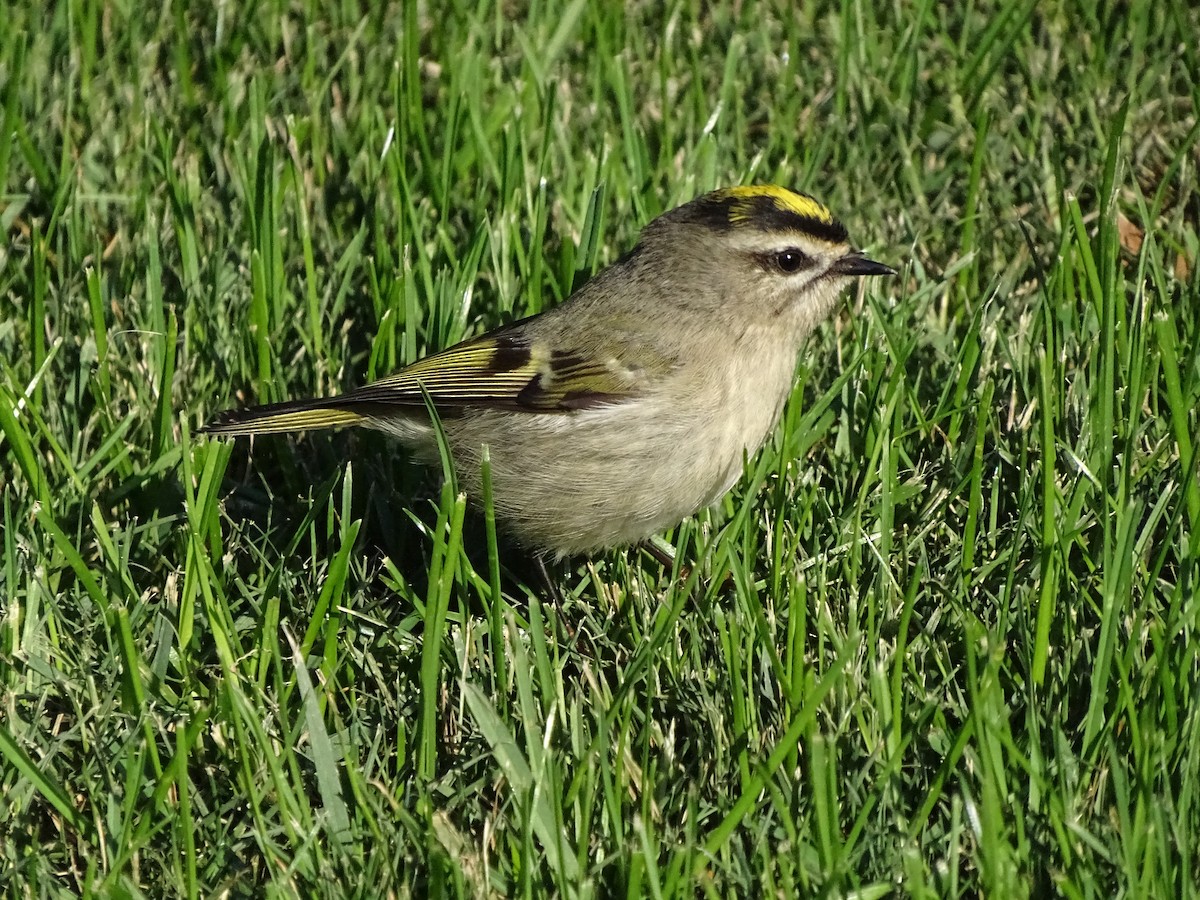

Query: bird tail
left=201, top=397, right=369, bottom=436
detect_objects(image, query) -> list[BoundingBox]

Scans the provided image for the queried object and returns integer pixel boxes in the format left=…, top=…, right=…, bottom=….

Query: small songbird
left=203, top=186, right=894, bottom=558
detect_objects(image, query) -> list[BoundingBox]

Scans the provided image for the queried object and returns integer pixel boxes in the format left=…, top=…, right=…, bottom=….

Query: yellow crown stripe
left=719, top=185, right=834, bottom=225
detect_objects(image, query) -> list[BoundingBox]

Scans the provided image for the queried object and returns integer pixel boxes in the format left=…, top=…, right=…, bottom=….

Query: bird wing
left=203, top=323, right=671, bottom=436
left=356, top=328, right=648, bottom=412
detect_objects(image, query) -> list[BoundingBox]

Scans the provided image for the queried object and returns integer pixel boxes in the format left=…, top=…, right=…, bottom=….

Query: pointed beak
left=829, top=252, right=896, bottom=277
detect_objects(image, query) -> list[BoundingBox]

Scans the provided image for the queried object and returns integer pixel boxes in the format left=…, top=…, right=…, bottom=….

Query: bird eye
left=775, top=249, right=810, bottom=273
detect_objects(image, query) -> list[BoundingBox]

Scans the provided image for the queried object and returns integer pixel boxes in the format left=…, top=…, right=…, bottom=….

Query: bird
left=203, top=185, right=894, bottom=559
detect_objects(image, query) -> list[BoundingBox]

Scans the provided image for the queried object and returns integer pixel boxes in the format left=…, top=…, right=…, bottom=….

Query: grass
left=2, top=0, right=1199, bottom=896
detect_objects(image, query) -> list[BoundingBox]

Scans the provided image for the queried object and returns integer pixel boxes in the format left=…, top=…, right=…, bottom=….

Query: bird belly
left=444, top=338, right=799, bottom=557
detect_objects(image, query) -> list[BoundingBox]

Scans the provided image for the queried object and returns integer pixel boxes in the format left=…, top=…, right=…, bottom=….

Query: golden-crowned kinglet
left=204, top=186, right=894, bottom=557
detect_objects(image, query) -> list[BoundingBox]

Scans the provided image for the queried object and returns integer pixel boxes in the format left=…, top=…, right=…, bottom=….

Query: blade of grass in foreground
left=462, top=680, right=581, bottom=882
left=284, top=623, right=351, bottom=845
left=698, top=647, right=852, bottom=872
left=0, top=724, right=87, bottom=833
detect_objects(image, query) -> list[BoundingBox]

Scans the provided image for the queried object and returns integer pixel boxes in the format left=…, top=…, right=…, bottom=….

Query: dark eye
left=775, top=249, right=811, bottom=273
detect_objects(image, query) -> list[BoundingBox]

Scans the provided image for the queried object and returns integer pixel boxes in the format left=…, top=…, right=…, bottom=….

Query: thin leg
left=533, top=552, right=578, bottom=641
left=641, top=540, right=676, bottom=569
left=641, top=539, right=693, bottom=584
left=533, top=552, right=564, bottom=608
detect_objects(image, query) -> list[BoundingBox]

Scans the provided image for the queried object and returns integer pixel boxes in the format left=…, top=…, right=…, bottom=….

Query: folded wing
left=202, top=326, right=665, bottom=436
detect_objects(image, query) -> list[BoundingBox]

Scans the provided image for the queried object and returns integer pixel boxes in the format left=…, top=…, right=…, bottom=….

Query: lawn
left=2, top=1, right=1199, bottom=896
